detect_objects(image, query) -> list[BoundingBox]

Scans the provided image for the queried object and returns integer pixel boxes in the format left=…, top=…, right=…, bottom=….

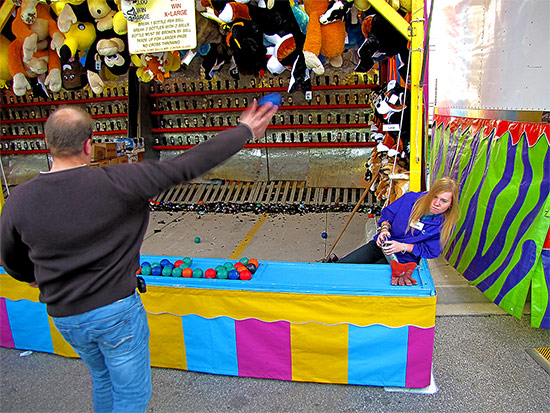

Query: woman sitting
left=329, top=177, right=459, bottom=268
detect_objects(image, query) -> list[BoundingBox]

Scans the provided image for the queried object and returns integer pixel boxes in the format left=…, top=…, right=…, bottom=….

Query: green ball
left=224, top=262, right=235, bottom=270
left=172, top=267, right=183, bottom=277
left=151, top=262, right=161, bottom=268
left=194, top=237, right=201, bottom=243
left=192, top=268, right=203, bottom=278
left=239, top=257, right=249, bottom=265
left=215, top=265, right=226, bottom=272
left=162, top=266, right=172, bottom=276
left=216, top=268, right=228, bottom=279
left=140, top=266, right=151, bottom=275
left=183, top=257, right=193, bottom=267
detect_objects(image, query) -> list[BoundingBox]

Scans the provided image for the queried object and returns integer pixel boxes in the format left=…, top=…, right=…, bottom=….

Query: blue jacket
left=374, top=191, right=445, bottom=263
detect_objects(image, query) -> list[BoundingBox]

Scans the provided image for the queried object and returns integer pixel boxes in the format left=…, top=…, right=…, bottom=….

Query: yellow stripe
left=229, top=213, right=269, bottom=259
left=140, top=286, right=437, bottom=328
left=148, top=311, right=187, bottom=369
left=291, top=322, right=348, bottom=383
left=0, top=0, right=14, bottom=33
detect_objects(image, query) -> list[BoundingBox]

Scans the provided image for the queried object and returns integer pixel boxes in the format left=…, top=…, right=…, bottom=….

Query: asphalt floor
left=1, top=211, right=549, bottom=412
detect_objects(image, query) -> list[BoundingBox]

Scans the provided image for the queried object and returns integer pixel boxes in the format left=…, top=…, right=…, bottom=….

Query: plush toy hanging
left=8, top=0, right=64, bottom=96
left=302, top=0, right=346, bottom=75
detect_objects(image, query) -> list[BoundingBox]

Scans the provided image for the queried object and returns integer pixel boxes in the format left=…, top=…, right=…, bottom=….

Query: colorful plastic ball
left=182, top=268, right=193, bottom=278
left=140, top=261, right=151, bottom=267
left=321, top=232, right=327, bottom=239
left=239, top=270, right=252, bottom=280
left=205, top=268, right=217, bottom=279
left=237, top=266, right=248, bottom=273
left=245, top=263, right=257, bottom=274
left=248, top=259, right=259, bottom=268
left=239, top=257, right=249, bottom=265
left=140, top=265, right=152, bottom=275
left=136, top=267, right=142, bottom=275
left=194, top=237, right=201, bottom=243
left=192, top=268, right=203, bottom=278
left=174, top=260, right=185, bottom=268
left=224, top=262, right=235, bottom=270
left=151, top=266, right=162, bottom=276
left=234, top=262, right=246, bottom=270
left=151, top=262, right=161, bottom=268
left=160, top=259, right=172, bottom=267
left=162, top=266, right=173, bottom=276
left=215, top=265, right=226, bottom=273
left=183, top=257, right=193, bottom=267
left=216, top=268, right=228, bottom=279
left=172, top=267, right=183, bottom=277
left=258, top=92, right=283, bottom=107
left=228, top=269, right=240, bottom=280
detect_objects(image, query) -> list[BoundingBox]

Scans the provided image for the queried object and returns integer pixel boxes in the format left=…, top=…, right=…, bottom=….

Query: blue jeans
left=53, top=291, right=151, bottom=413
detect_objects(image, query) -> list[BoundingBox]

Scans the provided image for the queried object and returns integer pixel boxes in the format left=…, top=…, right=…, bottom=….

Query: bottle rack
left=149, top=81, right=379, bottom=150
left=0, top=89, right=130, bottom=156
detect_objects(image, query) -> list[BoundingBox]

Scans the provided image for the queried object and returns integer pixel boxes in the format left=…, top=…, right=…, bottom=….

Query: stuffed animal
left=84, top=29, right=131, bottom=94
left=58, top=21, right=97, bottom=66
left=54, top=0, right=117, bottom=33
left=131, top=51, right=181, bottom=83
left=8, top=1, right=64, bottom=96
left=355, top=10, right=409, bottom=79
left=61, top=57, right=88, bottom=90
left=302, top=0, right=346, bottom=75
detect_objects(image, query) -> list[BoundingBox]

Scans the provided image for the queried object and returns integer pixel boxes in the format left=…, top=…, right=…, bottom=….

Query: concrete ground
left=1, top=211, right=549, bottom=412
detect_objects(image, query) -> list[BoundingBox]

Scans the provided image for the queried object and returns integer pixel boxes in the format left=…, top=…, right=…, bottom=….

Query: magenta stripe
left=235, top=319, right=291, bottom=380
left=405, top=326, right=434, bottom=388
left=0, top=298, right=15, bottom=348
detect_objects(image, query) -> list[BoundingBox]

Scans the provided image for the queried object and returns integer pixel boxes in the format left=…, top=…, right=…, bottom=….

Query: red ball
left=205, top=268, right=217, bottom=279
left=174, top=260, right=185, bottom=268
left=239, top=270, right=252, bottom=280
left=234, top=262, right=246, bottom=269
left=182, top=268, right=193, bottom=278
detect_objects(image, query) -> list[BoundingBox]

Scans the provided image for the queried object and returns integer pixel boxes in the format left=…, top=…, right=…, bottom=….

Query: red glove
left=390, top=261, right=418, bottom=286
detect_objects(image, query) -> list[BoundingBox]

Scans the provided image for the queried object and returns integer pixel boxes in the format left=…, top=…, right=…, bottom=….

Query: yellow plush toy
left=303, top=0, right=346, bottom=75
left=131, top=51, right=181, bottom=83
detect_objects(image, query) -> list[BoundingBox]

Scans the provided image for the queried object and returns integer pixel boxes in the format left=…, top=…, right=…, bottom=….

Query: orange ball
left=248, top=259, right=259, bottom=268
left=182, top=268, right=193, bottom=278
left=237, top=266, right=248, bottom=273
left=234, top=262, right=246, bottom=269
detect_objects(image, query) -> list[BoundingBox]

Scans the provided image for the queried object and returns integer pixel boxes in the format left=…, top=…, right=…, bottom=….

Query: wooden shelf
left=152, top=123, right=371, bottom=133
left=1, top=96, right=128, bottom=108
left=0, top=113, right=128, bottom=124
left=151, top=104, right=372, bottom=116
left=0, top=149, right=50, bottom=155
left=150, top=84, right=378, bottom=98
left=154, top=142, right=375, bottom=150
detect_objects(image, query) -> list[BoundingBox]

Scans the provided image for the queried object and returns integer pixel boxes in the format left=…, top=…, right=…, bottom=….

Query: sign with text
left=127, top=0, right=196, bottom=54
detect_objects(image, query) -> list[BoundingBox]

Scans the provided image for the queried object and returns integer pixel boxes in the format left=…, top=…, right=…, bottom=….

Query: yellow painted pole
left=408, top=0, right=425, bottom=191
left=366, top=0, right=411, bottom=41
left=0, top=0, right=15, bottom=32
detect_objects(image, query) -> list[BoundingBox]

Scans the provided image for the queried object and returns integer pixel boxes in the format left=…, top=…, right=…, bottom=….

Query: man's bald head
left=45, top=106, right=93, bottom=158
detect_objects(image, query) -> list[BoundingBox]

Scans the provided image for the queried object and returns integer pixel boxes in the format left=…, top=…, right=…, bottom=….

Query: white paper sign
left=383, top=124, right=400, bottom=132
left=127, top=0, right=196, bottom=54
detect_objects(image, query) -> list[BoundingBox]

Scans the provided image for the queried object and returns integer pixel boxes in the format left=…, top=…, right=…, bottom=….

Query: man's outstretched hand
left=240, top=99, right=279, bottom=140
left=390, top=261, right=418, bottom=286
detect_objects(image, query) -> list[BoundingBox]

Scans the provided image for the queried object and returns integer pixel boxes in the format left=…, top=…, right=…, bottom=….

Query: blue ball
left=160, top=259, right=172, bottom=267
left=228, top=269, right=240, bottom=280
left=140, top=261, right=151, bottom=267
left=321, top=232, right=327, bottom=239
left=151, top=266, right=162, bottom=276
left=258, top=93, right=282, bottom=107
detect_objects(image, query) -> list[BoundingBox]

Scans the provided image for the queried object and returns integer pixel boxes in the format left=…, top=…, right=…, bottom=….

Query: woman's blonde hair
left=407, top=177, right=460, bottom=247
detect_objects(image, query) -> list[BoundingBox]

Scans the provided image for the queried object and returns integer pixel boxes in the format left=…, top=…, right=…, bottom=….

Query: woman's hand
left=381, top=240, right=409, bottom=255
left=376, top=229, right=391, bottom=246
